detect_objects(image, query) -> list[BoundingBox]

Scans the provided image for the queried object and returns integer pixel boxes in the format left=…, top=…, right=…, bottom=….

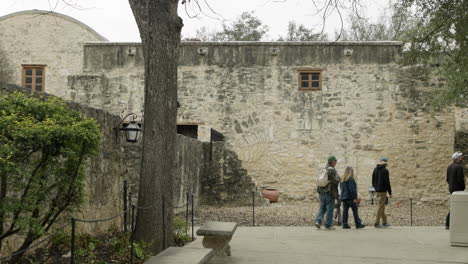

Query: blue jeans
left=342, top=199, right=362, bottom=226
left=315, top=192, right=334, bottom=228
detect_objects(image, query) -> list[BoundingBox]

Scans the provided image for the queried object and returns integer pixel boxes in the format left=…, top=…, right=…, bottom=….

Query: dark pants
left=342, top=199, right=362, bottom=226
left=446, top=212, right=450, bottom=228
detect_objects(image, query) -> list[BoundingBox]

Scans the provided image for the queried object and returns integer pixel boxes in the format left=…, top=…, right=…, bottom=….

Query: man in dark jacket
left=372, top=157, right=392, bottom=228
left=446, top=151, right=465, bottom=229
left=315, top=156, right=340, bottom=230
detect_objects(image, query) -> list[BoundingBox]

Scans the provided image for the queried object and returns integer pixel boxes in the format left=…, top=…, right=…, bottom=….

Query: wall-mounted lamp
left=114, top=113, right=141, bottom=143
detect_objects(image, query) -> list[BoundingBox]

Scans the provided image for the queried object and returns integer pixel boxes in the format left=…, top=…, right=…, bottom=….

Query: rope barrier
left=134, top=199, right=162, bottom=210
left=74, top=210, right=128, bottom=223
left=164, top=199, right=188, bottom=209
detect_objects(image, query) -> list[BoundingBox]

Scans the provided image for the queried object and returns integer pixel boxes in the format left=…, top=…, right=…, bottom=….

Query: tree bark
left=128, top=0, right=182, bottom=254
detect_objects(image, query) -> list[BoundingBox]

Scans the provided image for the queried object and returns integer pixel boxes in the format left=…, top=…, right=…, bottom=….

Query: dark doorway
left=177, top=125, right=198, bottom=139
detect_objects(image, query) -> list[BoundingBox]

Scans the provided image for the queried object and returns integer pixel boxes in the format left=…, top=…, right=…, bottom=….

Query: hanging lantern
left=114, top=113, right=141, bottom=143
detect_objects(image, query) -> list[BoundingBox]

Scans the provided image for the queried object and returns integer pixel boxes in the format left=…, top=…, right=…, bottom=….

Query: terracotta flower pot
left=261, top=188, right=280, bottom=203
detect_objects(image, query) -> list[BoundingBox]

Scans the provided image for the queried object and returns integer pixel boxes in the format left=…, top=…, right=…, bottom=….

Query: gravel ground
left=190, top=199, right=448, bottom=227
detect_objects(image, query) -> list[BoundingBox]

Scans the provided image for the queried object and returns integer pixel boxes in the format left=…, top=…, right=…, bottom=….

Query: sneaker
left=325, top=226, right=336, bottom=231
left=342, top=225, right=351, bottom=229
left=356, top=224, right=366, bottom=229
left=382, top=224, right=391, bottom=228
left=374, top=224, right=384, bottom=228
left=314, top=222, right=321, bottom=229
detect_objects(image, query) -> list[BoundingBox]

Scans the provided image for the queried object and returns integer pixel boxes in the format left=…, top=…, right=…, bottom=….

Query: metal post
left=210, top=138, right=213, bottom=161
left=410, top=198, right=413, bottom=226
left=191, top=193, right=194, bottom=241
left=70, top=218, right=76, bottom=264
left=128, top=191, right=132, bottom=224
left=162, top=195, right=166, bottom=249
left=123, top=180, right=128, bottom=232
left=130, top=204, right=135, bottom=264
left=186, top=192, right=189, bottom=237
left=252, top=191, right=255, bottom=226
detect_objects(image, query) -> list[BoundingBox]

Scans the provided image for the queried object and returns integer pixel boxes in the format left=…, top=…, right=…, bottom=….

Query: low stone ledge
left=144, top=247, right=213, bottom=264
left=196, top=221, right=237, bottom=256
left=196, top=221, right=237, bottom=237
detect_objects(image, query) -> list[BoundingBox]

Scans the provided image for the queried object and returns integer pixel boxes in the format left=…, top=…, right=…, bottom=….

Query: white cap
left=452, top=152, right=463, bottom=160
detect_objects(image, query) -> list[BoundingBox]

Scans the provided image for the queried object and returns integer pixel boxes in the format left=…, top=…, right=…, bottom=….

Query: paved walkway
left=186, top=226, right=468, bottom=264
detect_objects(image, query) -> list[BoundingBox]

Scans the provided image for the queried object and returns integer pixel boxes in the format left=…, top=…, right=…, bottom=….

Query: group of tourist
left=314, top=152, right=465, bottom=231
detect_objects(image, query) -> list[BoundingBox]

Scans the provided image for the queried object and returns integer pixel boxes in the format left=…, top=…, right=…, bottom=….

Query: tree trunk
left=128, top=0, right=182, bottom=254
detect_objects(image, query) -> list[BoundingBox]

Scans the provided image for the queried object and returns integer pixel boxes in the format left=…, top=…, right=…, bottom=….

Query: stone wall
left=200, top=142, right=263, bottom=205
left=1, top=10, right=465, bottom=205
left=124, top=135, right=263, bottom=208
left=68, top=42, right=465, bottom=202
left=0, top=10, right=107, bottom=99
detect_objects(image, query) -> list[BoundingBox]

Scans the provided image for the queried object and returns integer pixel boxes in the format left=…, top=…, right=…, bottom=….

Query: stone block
left=144, top=247, right=213, bottom=264
left=197, top=221, right=237, bottom=256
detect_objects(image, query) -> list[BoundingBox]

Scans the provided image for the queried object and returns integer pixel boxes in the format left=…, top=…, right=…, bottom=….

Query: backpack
left=316, top=167, right=330, bottom=187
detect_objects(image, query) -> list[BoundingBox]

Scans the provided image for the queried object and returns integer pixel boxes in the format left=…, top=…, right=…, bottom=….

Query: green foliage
left=278, top=21, right=328, bottom=41
left=339, top=2, right=416, bottom=41
left=133, top=240, right=151, bottom=259
left=0, top=92, right=101, bottom=253
left=195, top=11, right=269, bottom=41
left=339, top=0, right=467, bottom=109
left=50, top=230, right=71, bottom=253
left=173, top=216, right=191, bottom=245
left=399, top=0, right=468, bottom=109
left=41, top=229, right=151, bottom=263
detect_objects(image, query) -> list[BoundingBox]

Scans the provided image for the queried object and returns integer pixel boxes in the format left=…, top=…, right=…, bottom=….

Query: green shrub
left=0, top=92, right=101, bottom=259
left=174, top=216, right=191, bottom=245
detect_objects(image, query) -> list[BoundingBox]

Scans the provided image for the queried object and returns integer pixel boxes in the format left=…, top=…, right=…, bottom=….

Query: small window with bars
left=22, top=65, right=46, bottom=91
left=298, top=70, right=322, bottom=90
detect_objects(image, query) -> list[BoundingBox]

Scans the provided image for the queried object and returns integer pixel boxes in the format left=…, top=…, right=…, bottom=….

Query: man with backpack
left=315, top=156, right=340, bottom=230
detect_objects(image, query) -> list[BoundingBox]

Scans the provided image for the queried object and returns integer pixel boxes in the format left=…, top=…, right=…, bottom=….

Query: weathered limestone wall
left=125, top=135, right=205, bottom=210
left=68, top=42, right=145, bottom=115
left=201, top=142, right=263, bottom=205
left=125, top=135, right=263, bottom=208
left=0, top=10, right=107, bottom=98
left=71, top=42, right=461, bottom=202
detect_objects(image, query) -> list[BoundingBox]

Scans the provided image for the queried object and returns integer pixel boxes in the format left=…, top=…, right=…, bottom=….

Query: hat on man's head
left=452, top=152, right=463, bottom=160
left=380, top=157, right=388, bottom=162
left=328, top=156, right=337, bottom=162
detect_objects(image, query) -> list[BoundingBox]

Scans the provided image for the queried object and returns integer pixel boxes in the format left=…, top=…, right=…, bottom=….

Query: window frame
left=297, top=68, right=323, bottom=91
left=21, top=64, right=46, bottom=92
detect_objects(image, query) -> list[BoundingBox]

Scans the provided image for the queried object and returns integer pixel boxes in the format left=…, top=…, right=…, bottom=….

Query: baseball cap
left=452, top=152, right=463, bottom=160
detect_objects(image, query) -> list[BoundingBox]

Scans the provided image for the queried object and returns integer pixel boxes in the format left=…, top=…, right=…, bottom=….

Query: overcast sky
left=0, top=0, right=391, bottom=42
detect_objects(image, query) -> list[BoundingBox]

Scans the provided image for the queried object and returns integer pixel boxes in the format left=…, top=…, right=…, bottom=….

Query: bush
left=174, top=216, right=191, bottom=246
left=0, top=92, right=101, bottom=260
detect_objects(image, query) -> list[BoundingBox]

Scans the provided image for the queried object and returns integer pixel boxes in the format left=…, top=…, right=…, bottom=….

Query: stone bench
left=144, top=247, right=213, bottom=264
left=196, top=221, right=237, bottom=256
